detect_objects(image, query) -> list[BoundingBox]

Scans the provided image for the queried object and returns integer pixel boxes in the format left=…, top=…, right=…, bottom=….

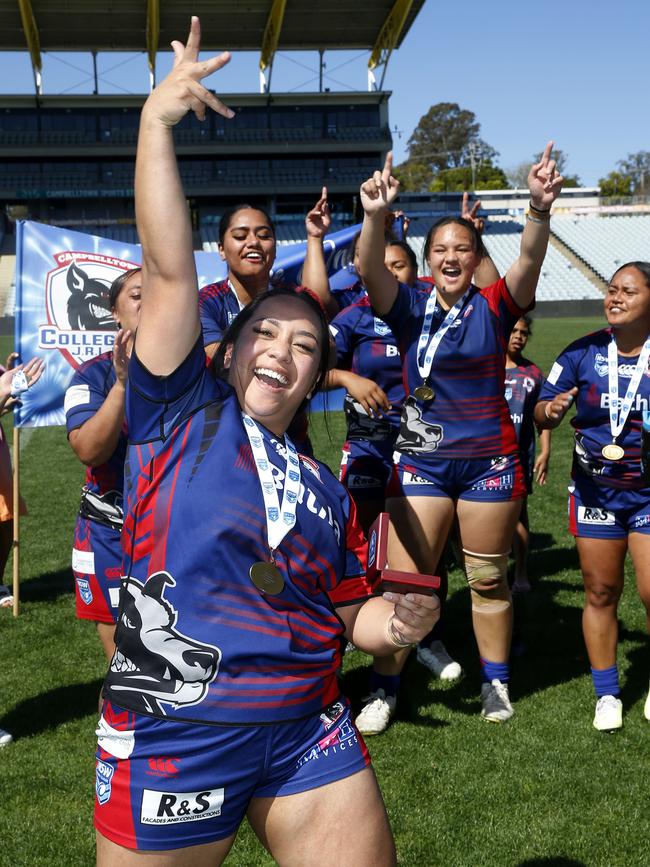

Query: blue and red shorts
left=339, top=439, right=396, bottom=502
left=94, top=698, right=370, bottom=851
left=387, top=452, right=526, bottom=502
left=568, top=474, right=650, bottom=539
left=72, top=517, right=123, bottom=624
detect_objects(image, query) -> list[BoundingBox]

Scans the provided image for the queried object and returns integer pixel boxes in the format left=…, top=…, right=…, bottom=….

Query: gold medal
left=602, top=443, right=625, bottom=461
left=249, top=561, right=285, bottom=595
left=413, top=383, right=435, bottom=402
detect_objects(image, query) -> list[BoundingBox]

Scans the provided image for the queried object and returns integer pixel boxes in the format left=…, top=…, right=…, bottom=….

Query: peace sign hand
left=144, top=16, right=234, bottom=128
left=359, top=152, right=400, bottom=216
left=461, top=192, right=484, bottom=233
left=528, top=141, right=563, bottom=211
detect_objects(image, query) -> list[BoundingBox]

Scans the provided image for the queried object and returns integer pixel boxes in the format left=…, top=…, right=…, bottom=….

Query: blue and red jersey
left=106, top=337, right=372, bottom=726
left=381, top=278, right=525, bottom=459
left=199, top=278, right=299, bottom=346
left=331, top=278, right=366, bottom=314
left=539, top=328, right=650, bottom=489
left=64, top=352, right=127, bottom=496
left=504, top=359, right=545, bottom=476
left=329, top=295, right=405, bottom=440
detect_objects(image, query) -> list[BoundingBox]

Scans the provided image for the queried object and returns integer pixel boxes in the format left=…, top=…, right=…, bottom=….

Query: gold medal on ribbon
left=249, top=561, right=285, bottom=595
left=601, top=443, right=625, bottom=461
left=413, top=383, right=435, bottom=402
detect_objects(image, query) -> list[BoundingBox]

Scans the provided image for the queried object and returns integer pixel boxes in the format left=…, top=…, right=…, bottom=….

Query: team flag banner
left=14, top=220, right=358, bottom=427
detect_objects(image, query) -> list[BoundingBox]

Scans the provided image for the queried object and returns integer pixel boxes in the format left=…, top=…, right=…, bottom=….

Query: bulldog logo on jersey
left=38, top=252, right=138, bottom=370
left=109, top=571, right=221, bottom=715
left=395, top=397, right=443, bottom=455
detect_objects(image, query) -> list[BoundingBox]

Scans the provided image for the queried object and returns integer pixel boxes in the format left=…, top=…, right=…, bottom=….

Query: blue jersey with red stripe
left=331, top=278, right=366, bottom=313
left=504, top=360, right=545, bottom=476
left=381, top=278, right=524, bottom=459
left=106, top=338, right=371, bottom=725
left=64, top=352, right=127, bottom=496
left=329, top=295, right=407, bottom=439
left=539, top=328, right=650, bottom=489
left=199, top=278, right=298, bottom=346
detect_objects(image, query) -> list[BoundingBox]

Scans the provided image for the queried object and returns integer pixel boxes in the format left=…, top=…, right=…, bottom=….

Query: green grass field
left=1, top=318, right=649, bottom=866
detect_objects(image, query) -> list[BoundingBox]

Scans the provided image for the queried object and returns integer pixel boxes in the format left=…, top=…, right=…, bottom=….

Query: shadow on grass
left=2, top=678, right=103, bottom=738
left=344, top=553, right=648, bottom=725
left=19, top=567, right=73, bottom=604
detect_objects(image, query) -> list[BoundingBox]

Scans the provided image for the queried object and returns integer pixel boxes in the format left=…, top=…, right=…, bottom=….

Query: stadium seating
left=551, top=214, right=650, bottom=282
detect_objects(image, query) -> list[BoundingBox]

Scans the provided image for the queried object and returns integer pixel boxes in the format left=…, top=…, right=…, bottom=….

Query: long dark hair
left=212, top=286, right=331, bottom=414
left=423, top=216, right=487, bottom=271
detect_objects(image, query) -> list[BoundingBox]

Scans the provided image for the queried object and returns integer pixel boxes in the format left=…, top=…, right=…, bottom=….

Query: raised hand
left=144, top=17, right=234, bottom=128
left=0, top=356, right=45, bottom=401
left=461, top=191, right=485, bottom=233
left=360, top=152, right=400, bottom=216
left=112, top=329, right=132, bottom=386
left=528, top=141, right=563, bottom=210
left=305, top=187, right=331, bottom=239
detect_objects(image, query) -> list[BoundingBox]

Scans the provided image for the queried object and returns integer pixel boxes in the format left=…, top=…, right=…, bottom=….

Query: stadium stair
left=548, top=231, right=607, bottom=295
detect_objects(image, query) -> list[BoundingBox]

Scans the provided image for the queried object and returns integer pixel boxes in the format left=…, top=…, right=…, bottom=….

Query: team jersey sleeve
left=127, top=335, right=225, bottom=443
left=482, top=277, right=531, bottom=337
left=64, top=357, right=111, bottom=435
left=328, top=493, right=374, bottom=608
left=328, top=306, right=358, bottom=370
left=538, top=340, right=584, bottom=401
left=199, top=285, right=229, bottom=345
left=376, top=282, right=419, bottom=340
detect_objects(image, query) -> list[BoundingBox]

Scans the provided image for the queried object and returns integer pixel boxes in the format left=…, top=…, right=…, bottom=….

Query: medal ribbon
left=416, top=288, right=472, bottom=381
left=242, top=414, right=301, bottom=552
left=607, top=334, right=650, bottom=440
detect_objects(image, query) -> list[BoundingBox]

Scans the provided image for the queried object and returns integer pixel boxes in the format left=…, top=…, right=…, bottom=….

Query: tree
left=505, top=161, right=532, bottom=190
left=396, top=102, right=499, bottom=191
left=429, top=163, right=509, bottom=192
left=598, top=171, right=633, bottom=198
left=616, top=150, right=650, bottom=195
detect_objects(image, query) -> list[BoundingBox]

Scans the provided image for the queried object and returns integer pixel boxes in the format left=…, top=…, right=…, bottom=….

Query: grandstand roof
left=0, top=1, right=426, bottom=52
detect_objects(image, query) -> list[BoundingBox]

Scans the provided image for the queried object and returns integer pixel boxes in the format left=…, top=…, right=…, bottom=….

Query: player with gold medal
left=536, top=261, right=650, bottom=733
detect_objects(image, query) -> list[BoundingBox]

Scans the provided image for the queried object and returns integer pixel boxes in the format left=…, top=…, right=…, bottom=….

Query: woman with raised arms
left=356, top=149, right=562, bottom=723
left=93, top=19, right=438, bottom=866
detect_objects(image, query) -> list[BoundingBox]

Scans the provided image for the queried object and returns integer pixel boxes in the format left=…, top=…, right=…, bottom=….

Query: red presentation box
left=366, top=512, right=440, bottom=597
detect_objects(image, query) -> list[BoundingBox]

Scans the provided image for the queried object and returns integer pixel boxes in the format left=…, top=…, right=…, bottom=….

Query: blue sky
left=1, top=0, right=648, bottom=186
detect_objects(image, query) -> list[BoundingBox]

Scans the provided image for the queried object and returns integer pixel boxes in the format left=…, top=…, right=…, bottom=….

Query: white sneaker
left=593, top=695, right=623, bottom=731
left=0, top=727, right=13, bottom=747
left=480, top=679, right=514, bottom=723
left=644, top=682, right=650, bottom=722
left=417, top=641, right=462, bottom=681
left=355, top=689, right=396, bottom=736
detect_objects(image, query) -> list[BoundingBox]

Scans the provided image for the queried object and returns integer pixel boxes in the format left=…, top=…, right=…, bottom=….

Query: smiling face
left=507, top=318, right=530, bottom=360
left=111, top=270, right=142, bottom=333
left=426, top=223, right=482, bottom=305
left=226, top=294, right=323, bottom=436
left=605, top=265, right=650, bottom=332
left=218, top=208, right=277, bottom=288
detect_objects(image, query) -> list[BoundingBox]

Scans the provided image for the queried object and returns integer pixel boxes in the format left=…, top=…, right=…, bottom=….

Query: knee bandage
left=463, top=549, right=511, bottom=613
